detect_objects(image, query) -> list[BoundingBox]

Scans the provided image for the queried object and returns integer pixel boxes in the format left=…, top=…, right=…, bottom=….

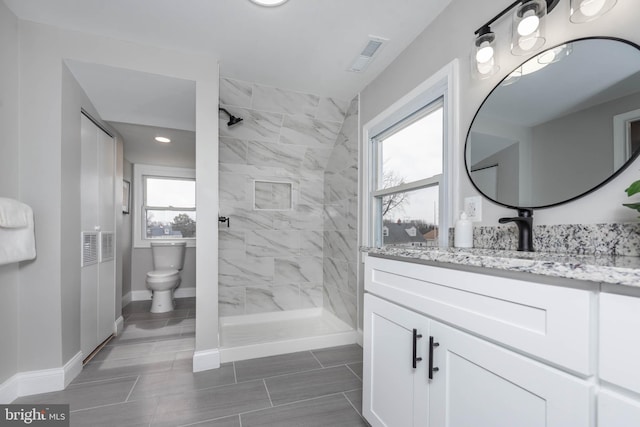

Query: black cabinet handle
left=412, top=329, right=423, bottom=369
left=429, top=336, right=439, bottom=379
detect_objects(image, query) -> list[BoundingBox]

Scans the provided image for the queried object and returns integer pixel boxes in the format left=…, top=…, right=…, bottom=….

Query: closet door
left=81, top=115, right=100, bottom=358
left=80, top=114, right=116, bottom=358
left=97, top=127, right=115, bottom=342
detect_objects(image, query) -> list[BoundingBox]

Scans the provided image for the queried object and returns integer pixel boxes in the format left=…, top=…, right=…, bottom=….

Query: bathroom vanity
left=362, top=248, right=640, bottom=427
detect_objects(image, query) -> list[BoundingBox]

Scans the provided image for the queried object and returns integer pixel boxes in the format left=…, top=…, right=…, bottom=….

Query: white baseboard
left=0, top=374, right=19, bottom=404
left=122, top=291, right=132, bottom=307
left=130, top=286, right=196, bottom=302
left=63, top=352, right=83, bottom=388
left=0, top=352, right=83, bottom=403
left=193, top=348, right=220, bottom=373
left=114, top=316, right=124, bottom=336
left=220, top=330, right=358, bottom=363
left=356, top=328, right=364, bottom=347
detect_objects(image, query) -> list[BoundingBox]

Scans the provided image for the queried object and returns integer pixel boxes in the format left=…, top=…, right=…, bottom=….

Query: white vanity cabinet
left=598, top=292, right=640, bottom=426
left=363, top=255, right=595, bottom=427
left=363, top=294, right=430, bottom=426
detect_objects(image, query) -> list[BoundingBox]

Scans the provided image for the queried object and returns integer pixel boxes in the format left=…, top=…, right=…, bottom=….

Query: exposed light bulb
left=579, top=0, right=606, bottom=16
left=476, top=43, right=494, bottom=63
left=154, top=136, right=171, bottom=143
left=518, top=11, right=540, bottom=36
left=249, top=0, right=289, bottom=6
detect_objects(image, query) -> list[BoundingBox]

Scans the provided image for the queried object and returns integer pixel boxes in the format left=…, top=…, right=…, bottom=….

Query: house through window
left=133, top=164, right=196, bottom=247
left=144, top=176, right=196, bottom=239
left=371, top=97, right=444, bottom=247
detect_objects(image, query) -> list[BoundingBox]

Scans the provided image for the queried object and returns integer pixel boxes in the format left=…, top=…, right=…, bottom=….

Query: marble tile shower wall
left=218, top=77, right=349, bottom=316
left=323, top=96, right=359, bottom=328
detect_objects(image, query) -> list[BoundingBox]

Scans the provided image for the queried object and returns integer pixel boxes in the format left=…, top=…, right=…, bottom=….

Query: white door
left=429, top=321, right=592, bottom=427
left=80, top=114, right=116, bottom=358
left=81, top=115, right=100, bottom=358
left=363, top=294, right=430, bottom=427
left=97, top=127, right=115, bottom=342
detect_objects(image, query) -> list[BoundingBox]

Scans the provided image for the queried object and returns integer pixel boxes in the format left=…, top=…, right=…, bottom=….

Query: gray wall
left=122, top=160, right=133, bottom=302
left=360, top=0, right=640, bottom=226
left=61, top=63, right=125, bottom=362
left=217, top=77, right=348, bottom=316
left=531, top=90, right=640, bottom=205
left=3, top=16, right=218, bottom=383
left=323, top=96, right=359, bottom=328
left=0, top=0, right=20, bottom=385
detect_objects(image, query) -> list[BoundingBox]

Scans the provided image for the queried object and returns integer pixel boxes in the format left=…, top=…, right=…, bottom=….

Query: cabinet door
left=429, top=322, right=592, bottom=427
left=598, top=389, right=640, bottom=427
left=363, top=294, right=430, bottom=427
left=599, top=293, right=640, bottom=395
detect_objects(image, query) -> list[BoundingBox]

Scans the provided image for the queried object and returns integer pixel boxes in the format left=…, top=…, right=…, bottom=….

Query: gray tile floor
left=15, top=298, right=368, bottom=426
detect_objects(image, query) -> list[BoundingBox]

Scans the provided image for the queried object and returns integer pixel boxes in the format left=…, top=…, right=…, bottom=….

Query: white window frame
left=133, top=163, right=196, bottom=248
left=361, top=60, right=459, bottom=248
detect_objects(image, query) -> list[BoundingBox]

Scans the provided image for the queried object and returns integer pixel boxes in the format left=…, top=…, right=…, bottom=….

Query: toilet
left=146, top=242, right=186, bottom=313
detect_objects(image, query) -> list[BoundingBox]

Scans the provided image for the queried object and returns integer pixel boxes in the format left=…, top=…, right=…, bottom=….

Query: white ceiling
left=66, top=60, right=196, bottom=131
left=4, top=0, right=452, bottom=101
left=110, top=122, right=196, bottom=169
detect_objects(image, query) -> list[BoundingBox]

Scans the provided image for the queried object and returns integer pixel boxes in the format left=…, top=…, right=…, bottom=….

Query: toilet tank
left=151, top=242, right=186, bottom=270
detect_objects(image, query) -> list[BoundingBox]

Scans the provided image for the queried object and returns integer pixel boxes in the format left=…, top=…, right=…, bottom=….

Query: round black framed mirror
left=465, top=37, right=640, bottom=209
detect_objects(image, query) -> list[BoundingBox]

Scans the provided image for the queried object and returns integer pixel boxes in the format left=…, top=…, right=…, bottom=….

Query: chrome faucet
left=498, top=208, right=534, bottom=252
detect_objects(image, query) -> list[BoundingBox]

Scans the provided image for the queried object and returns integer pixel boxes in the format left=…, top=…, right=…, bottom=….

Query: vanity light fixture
left=472, top=0, right=616, bottom=80
left=249, top=0, right=289, bottom=7
left=511, top=0, right=547, bottom=55
left=154, top=136, right=171, bottom=144
left=570, top=0, right=617, bottom=23
left=472, top=26, right=499, bottom=79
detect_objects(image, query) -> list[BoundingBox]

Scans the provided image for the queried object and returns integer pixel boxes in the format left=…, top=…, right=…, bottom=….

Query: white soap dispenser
left=454, top=212, right=473, bottom=248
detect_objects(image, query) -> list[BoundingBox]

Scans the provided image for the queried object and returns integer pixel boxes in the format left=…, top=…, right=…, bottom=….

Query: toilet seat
left=146, top=269, right=179, bottom=282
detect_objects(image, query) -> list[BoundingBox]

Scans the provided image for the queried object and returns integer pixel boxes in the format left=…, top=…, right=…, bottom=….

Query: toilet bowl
left=146, top=242, right=186, bottom=313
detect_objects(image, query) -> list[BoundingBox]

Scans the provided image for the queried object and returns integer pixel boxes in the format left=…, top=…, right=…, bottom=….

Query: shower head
left=219, top=107, right=244, bottom=127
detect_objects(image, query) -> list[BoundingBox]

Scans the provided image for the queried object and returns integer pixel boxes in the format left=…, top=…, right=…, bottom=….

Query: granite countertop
left=363, top=246, right=640, bottom=288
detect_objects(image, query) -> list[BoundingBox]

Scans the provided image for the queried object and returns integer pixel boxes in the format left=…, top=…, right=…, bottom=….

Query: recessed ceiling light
left=249, top=0, right=289, bottom=7
left=154, top=136, right=171, bottom=144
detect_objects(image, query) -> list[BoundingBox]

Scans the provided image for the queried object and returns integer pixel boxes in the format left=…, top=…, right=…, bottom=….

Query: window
left=362, top=61, right=459, bottom=248
left=133, top=164, right=196, bottom=247
left=372, top=99, right=443, bottom=247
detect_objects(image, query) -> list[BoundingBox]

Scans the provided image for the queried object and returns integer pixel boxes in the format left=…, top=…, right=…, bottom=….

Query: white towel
left=0, top=197, right=30, bottom=228
left=0, top=198, right=36, bottom=265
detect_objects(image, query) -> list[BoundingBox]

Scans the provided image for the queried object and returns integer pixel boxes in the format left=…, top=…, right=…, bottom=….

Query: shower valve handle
left=218, top=216, right=230, bottom=227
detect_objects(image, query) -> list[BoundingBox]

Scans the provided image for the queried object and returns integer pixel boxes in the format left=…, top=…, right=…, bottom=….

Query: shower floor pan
left=219, top=308, right=358, bottom=362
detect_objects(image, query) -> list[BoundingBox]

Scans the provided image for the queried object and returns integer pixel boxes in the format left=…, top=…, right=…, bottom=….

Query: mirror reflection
left=466, top=37, right=640, bottom=208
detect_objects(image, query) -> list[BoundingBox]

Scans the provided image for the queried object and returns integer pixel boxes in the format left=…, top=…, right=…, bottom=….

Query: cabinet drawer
left=365, top=256, right=593, bottom=375
left=599, top=293, right=640, bottom=394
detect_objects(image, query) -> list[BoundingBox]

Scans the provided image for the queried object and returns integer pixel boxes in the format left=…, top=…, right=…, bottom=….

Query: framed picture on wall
left=122, top=180, right=131, bottom=214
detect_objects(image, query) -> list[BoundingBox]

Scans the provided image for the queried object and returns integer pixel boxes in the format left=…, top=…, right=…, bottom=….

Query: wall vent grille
left=348, top=36, right=387, bottom=72
left=81, top=232, right=99, bottom=267
left=100, top=232, right=115, bottom=262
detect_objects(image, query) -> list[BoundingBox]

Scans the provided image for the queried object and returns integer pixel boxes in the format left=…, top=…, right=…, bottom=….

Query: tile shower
left=218, top=77, right=359, bottom=331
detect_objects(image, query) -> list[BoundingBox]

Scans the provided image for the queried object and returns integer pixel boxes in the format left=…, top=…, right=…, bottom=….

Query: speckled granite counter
left=363, top=246, right=640, bottom=288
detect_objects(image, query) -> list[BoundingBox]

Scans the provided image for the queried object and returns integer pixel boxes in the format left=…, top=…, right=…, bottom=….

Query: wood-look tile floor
left=15, top=298, right=368, bottom=426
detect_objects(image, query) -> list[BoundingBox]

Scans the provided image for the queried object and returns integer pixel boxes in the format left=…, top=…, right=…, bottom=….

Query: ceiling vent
left=348, top=36, right=388, bottom=72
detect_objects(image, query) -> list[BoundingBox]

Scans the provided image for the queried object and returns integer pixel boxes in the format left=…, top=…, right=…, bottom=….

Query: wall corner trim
left=114, top=316, right=124, bottom=336
left=63, top=352, right=83, bottom=388
left=193, top=348, right=220, bottom=373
